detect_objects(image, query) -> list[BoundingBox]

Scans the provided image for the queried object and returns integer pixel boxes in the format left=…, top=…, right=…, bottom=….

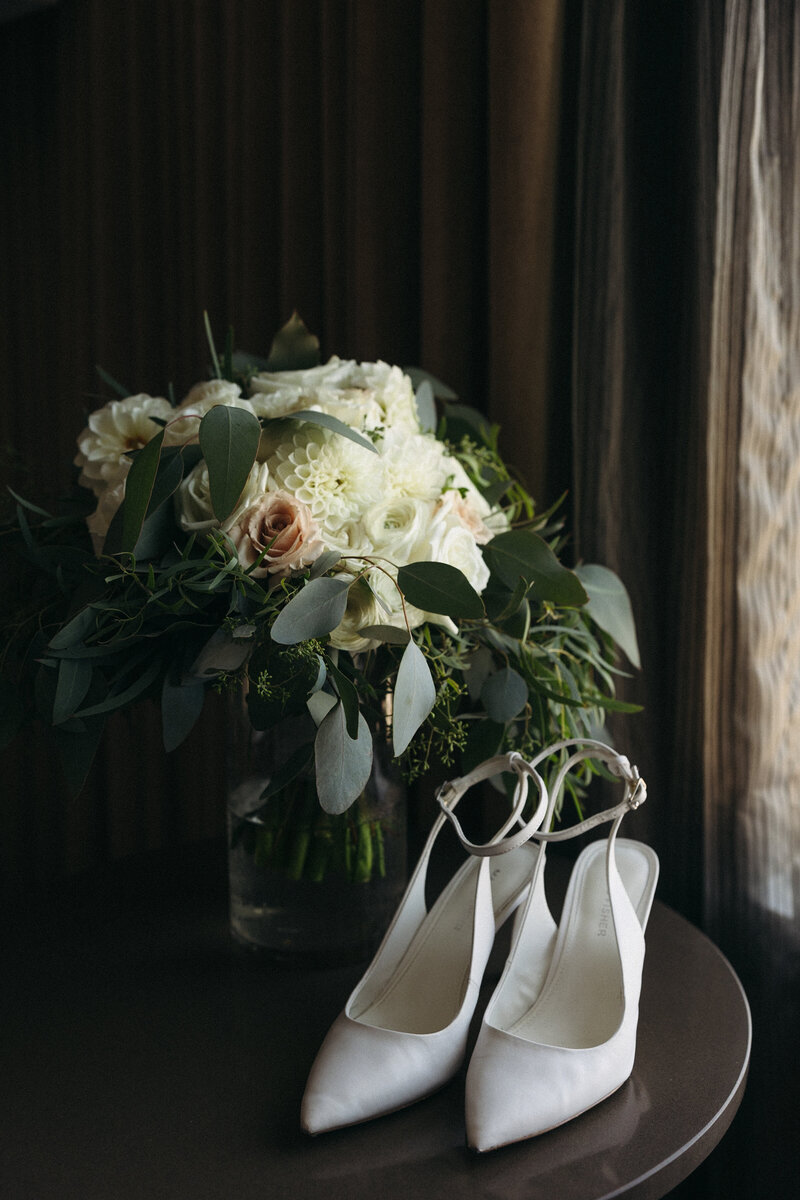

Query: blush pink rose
left=229, top=490, right=325, bottom=578
left=437, top=491, right=493, bottom=545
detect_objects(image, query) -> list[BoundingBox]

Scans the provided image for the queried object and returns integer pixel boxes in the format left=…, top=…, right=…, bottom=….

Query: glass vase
left=226, top=692, right=407, bottom=966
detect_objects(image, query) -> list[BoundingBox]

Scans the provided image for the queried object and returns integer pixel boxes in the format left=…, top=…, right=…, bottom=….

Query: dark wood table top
left=0, top=844, right=750, bottom=1200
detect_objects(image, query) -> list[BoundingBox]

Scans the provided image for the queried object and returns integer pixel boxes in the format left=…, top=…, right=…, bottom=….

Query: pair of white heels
left=300, top=738, right=659, bottom=1152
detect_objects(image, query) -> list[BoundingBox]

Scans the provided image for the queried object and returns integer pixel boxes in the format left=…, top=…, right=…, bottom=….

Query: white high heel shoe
left=457, top=739, right=659, bottom=1153
left=300, top=752, right=549, bottom=1134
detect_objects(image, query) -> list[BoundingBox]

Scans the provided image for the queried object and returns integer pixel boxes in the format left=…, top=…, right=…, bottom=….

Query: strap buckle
left=436, top=780, right=458, bottom=811
left=626, top=772, right=647, bottom=810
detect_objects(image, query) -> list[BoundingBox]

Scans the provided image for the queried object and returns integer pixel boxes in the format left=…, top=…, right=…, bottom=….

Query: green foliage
left=0, top=316, right=642, bottom=819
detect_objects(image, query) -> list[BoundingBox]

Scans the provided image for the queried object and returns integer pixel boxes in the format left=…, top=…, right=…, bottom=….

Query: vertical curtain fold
left=488, top=0, right=565, bottom=506
left=569, top=2, right=800, bottom=1194
left=569, top=0, right=700, bottom=913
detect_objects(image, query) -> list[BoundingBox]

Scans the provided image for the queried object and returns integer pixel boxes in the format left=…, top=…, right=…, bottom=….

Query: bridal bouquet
left=0, top=314, right=639, bottom=829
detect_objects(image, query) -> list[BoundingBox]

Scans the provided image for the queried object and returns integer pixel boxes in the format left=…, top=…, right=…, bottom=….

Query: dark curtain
left=1, top=0, right=568, bottom=882
left=569, top=2, right=799, bottom=1197
left=1, top=1, right=797, bottom=1195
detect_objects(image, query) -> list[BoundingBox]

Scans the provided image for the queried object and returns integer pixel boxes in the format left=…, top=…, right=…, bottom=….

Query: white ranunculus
left=74, top=393, right=174, bottom=496
left=175, top=461, right=270, bottom=534
left=267, top=426, right=384, bottom=534
left=358, top=497, right=435, bottom=566
left=250, top=357, right=420, bottom=436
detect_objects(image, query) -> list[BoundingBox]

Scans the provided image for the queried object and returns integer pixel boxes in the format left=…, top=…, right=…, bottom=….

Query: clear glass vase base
left=228, top=872, right=404, bottom=966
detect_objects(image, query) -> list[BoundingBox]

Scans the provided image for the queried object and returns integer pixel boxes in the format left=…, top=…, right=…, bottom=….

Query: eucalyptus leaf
left=54, top=715, right=106, bottom=797
left=72, top=657, right=162, bottom=718
left=191, top=629, right=253, bottom=676
left=480, top=666, right=529, bottom=723
left=392, top=639, right=436, bottom=756
left=257, top=740, right=315, bottom=804
left=6, top=487, right=53, bottom=519
left=161, top=676, right=206, bottom=752
left=147, top=445, right=186, bottom=509
left=308, top=549, right=343, bottom=579
left=326, top=659, right=361, bottom=739
left=95, top=363, right=130, bottom=398
left=465, top=645, right=494, bottom=701
left=483, top=530, right=588, bottom=607
left=307, top=689, right=337, bottom=725
left=414, top=380, right=437, bottom=432
left=232, top=350, right=271, bottom=375
left=132, top=498, right=176, bottom=561
left=120, top=428, right=165, bottom=553
left=501, top=597, right=530, bottom=641
left=441, top=402, right=493, bottom=442
left=397, top=561, right=484, bottom=620
left=574, top=564, right=641, bottom=669
left=482, top=574, right=529, bottom=625
left=265, top=312, right=321, bottom=371
left=48, top=605, right=97, bottom=651
left=270, top=577, right=351, bottom=644
left=288, top=409, right=379, bottom=456
left=199, top=405, right=261, bottom=522
left=403, top=367, right=458, bottom=400
left=356, top=624, right=411, bottom=645
left=310, top=655, right=327, bottom=692
left=180, top=443, right=204, bottom=472
left=52, top=657, right=93, bottom=725
left=481, top=478, right=513, bottom=506
left=48, top=666, right=107, bottom=795
left=314, top=703, right=374, bottom=814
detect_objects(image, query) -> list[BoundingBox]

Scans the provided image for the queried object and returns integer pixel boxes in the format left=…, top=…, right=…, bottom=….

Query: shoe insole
left=353, top=842, right=541, bottom=1035
left=505, top=839, right=658, bottom=1049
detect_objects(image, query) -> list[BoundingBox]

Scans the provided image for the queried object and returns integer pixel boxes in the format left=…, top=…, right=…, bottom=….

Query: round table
left=0, top=845, right=750, bottom=1199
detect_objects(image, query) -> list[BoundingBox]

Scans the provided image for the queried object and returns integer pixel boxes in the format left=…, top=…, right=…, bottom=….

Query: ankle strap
left=435, top=752, right=549, bottom=857
left=439, top=739, right=646, bottom=858
left=531, top=738, right=646, bottom=843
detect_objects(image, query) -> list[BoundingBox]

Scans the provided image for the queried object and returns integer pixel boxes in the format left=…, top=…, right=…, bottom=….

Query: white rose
left=228, top=490, right=325, bottom=579
left=169, top=381, right=257, bottom=442
left=74, top=393, right=173, bottom=496
left=328, top=568, right=424, bottom=653
left=250, top=357, right=420, bottom=435
left=424, top=515, right=491, bottom=597
left=175, top=461, right=270, bottom=534
left=327, top=575, right=384, bottom=653
left=443, top=459, right=510, bottom=541
left=436, top=488, right=494, bottom=545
